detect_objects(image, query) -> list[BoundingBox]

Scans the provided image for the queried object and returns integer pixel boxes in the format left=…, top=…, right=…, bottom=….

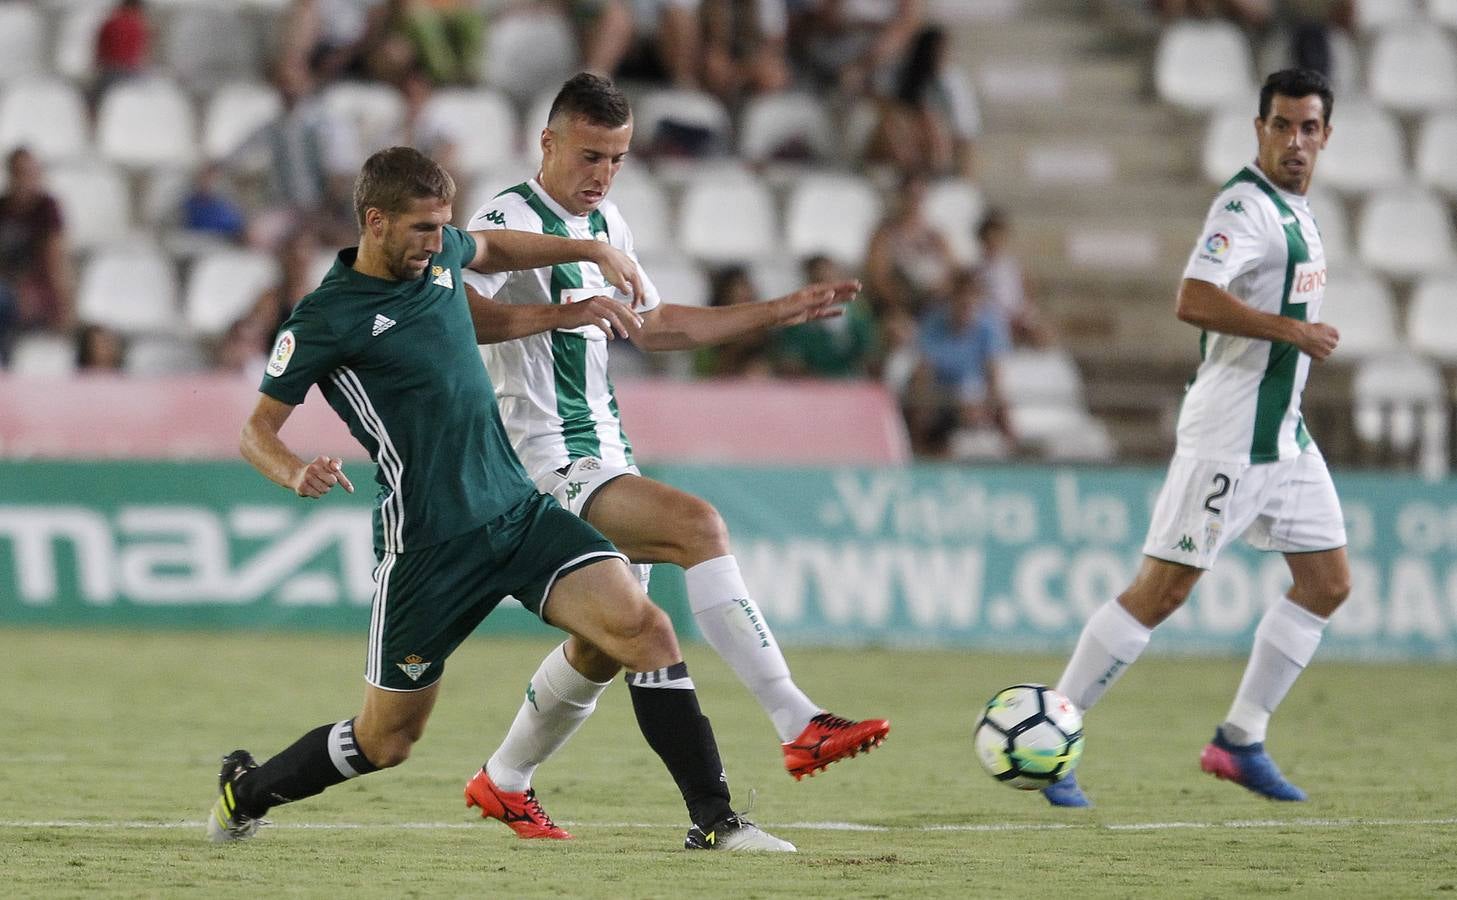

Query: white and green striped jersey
left=1177, top=165, right=1327, bottom=465
left=462, top=179, right=661, bottom=482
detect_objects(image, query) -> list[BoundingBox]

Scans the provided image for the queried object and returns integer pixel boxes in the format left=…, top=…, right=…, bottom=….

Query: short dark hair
left=547, top=72, right=631, bottom=129
left=352, top=146, right=455, bottom=228
left=1259, top=68, right=1334, bottom=125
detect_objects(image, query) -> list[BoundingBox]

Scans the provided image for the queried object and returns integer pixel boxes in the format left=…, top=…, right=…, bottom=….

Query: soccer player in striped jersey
left=1045, top=69, right=1350, bottom=808
left=456, top=73, right=891, bottom=840
left=209, top=146, right=796, bottom=852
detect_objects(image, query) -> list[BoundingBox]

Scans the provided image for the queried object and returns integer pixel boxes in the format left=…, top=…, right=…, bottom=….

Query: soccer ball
left=974, top=684, right=1084, bottom=790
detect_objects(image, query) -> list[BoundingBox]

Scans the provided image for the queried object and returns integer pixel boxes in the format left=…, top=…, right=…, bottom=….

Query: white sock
left=685, top=555, right=820, bottom=742
left=1222, top=597, right=1329, bottom=745
left=485, top=642, right=611, bottom=792
left=1055, top=599, right=1153, bottom=713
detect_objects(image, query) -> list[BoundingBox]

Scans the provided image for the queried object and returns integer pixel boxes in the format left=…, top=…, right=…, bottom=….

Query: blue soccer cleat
left=1042, top=771, right=1092, bottom=808
left=1199, top=727, right=1307, bottom=801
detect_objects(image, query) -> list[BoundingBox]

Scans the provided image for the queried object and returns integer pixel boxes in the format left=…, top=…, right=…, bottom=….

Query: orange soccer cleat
left=464, top=768, right=572, bottom=839
left=782, top=712, right=891, bottom=780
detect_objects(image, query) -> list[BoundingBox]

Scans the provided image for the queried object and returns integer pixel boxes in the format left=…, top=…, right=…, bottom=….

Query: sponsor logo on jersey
left=397, top=653, right=432, bottom=682
left=371, top=314, right=397, bottom=336
left=1290, top=262, right=1326, bottom=305
left=431, top=266, right=454, bottom=289
left=1197, top=232, right=1231, bottom=265
left=266, top=330, right=295, bottom=377
left=482, top=209, right=506, bottom=226
left=1172, top=534, right=1198, bottom=553
left=1223, top=200, right=1245, bottom=214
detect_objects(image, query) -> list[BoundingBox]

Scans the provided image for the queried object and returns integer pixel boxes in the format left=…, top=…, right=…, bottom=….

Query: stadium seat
left=1414, top=112, right=1457, bottom=196
left=124, top=335, right=210, bottom=375
left=96, top=78, right=199, bottom=169
left=1258, top=27, right=1361, bottom=97
left=1356, top=187, right=1457, bottom=278
left=1307, top=187, right=1352, bottom=264
left=997, top=349, right=1116, bottom=462
left=184, top=249, right=282, bottom=337
left=1369, top=27, right=1457, bottom=115
left=423, top=88, right=518, bottom=175
left=1432, top=0, right=1457, bottom=28
left=748, top=254, right=805, bottom=300
left=320, top=81, right=404, bottom=160
left=308, top=249, right=338, bottom=289
left=77, top=246, right=179, bottom=335
left=678, top=170, right=777, bottom=265
left=1315, top=102, right=1406, bottom=195
left=1154, top=20, right=1257, bottom=111
left=162, top=6, right=262, bottom=92
left=1353, top=0, right=1423, bottom=32
left=924, top=178, right=986, bottom=267
left=47, top=162, right=133, bottom=250
left=1406, top=274, right=1457, bottom=362
left=54, top=5, right=108, bottom=84
left=632, top=89, right=733, bottom=157
left=1201, top=104, right=1257, bottom=184
left=0, top=4, right=44, bottom=83
left=1351, top=351, right=1447, bottom=477
left=784, top=173, right=883, bottom=267
left=9, top=333, right=76, bottom=376
left=638, top=253, right=709, bottom=308
left=480, top=9, right=580, bottom=105
left=738, top=92, right=838, bottom=164
left=1318, top=268, right=1400, bottom=359
left=605, top=170, right=673, bottom=256
left=0, top=79, right=90, bottom=162
left=203, top=82, right=283, bottom=162
left=519, top=90, right=555, bottom=164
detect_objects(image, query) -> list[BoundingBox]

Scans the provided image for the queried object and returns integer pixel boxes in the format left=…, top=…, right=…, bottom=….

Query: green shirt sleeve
left=444, top=225, right=477, bottom=271
left=259, top=304, right=342, bottom=406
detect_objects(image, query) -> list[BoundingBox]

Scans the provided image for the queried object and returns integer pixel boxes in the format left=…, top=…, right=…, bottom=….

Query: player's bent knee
left=612, top=604, right=679, bottom=670
left=679, top=498, right=730, bottom=558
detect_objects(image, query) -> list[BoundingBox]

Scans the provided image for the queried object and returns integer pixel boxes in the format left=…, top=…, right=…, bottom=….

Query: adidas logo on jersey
left=431, top=266, right=454, bottom=289
left=372, top=314, right=397, bottom=336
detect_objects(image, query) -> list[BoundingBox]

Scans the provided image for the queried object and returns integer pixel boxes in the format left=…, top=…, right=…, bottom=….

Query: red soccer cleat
left=782, top=712, right=890, bottom=780
left=464, top=768, right=572, bottom=839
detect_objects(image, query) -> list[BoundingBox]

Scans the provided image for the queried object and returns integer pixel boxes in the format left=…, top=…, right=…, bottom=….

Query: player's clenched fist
left=294, top=455, right=354, bottom=498
left=1296, top=322, right=1339, bottom=361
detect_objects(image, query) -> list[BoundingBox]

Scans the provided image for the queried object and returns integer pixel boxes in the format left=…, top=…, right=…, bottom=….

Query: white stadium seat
left=1406, top=275, right=1457, bottom=362
left=480, top=9, right=580, bottom=105
left=738, top=92, right=838, bottom=163
left=1201, top=104, right=1256, bottom=185
left=96, top=78, right=199, bottom=169
left=422, top=88, right=518, bottom=175
left=321, top=81, right=404, bottom=159
left=77, top=246, right=179, bottom=335
left=1258, top=28, right=1361, bottom=97
left=1368, top=27, right=1457, bottom=115
left=184, top=249, right=282, bottom=337
left=1154, top=20, right=1256, bottom=111
left=163, top=7, right=261, bottom=91
left=1316, top=103, right=1406, bottom=195
left=604, top=170, right=673, bottom=256
left=1353, top=0, right=1422, bottom=32
left=9, top=333, right=76, bottom=376
left=0, top=4, right=44, bottom=83
left=1432, top=0, right=1457, bottom=29
left=678, top=171, right=777, bottom=264
left=1414, top=112, right=1457, bottom=195
left=203, top=82, right=283, bottom=161
left=54, top=5, right=108, bottom=84
left=784, top=173, right=883, bottom=267
left=638, top=254, right=709, bottom=308
left=0, top=79, right=90, bottom=162
left=998, top=348, right=1116, bottom=462
left=1307, top=187, right=1352, bottom=265
left=1357, top=187, right=1457, bottom=277
left=123, top=336, right=209, bottom=375
left=925, top=178, right=986, bottom=267
left=519, top=90, right=556, bottom=164
left=48, top=162, right=133, bottom=250
left=1318, top=268, right=1400, bottom=359
left=633, top=88, right=733, bottom=157
left=1352, top=351, right=1447, bottom=478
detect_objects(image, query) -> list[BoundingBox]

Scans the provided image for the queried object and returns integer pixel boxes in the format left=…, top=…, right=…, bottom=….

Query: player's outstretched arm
left=466, top=228, right=644, bottom=300
left=1176, top=278, right=1339, bottom=360
left=632, top=279, right=862, bottom=352
left=241, top=393, right=355, bottom=499
left=466, top=283, right=641, bottom=344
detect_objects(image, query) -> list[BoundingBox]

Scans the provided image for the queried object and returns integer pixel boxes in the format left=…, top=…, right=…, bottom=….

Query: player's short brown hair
left=547, top=72, right=631, bottom=129
left=353, top=146, right=456, bottom=228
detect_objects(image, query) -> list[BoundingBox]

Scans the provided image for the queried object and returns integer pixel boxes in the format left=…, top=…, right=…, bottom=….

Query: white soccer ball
left=974, top=684, right=1084, bottom=790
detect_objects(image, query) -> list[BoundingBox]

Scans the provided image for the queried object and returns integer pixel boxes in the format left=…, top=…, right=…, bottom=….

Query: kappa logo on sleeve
left=266, top=330, right=295, bottom=377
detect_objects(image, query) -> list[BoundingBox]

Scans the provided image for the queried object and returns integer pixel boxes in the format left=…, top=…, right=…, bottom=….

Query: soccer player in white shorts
left=1044, top=68, right=1351, bottom=808
left=453, top=73, right=891, bottom=841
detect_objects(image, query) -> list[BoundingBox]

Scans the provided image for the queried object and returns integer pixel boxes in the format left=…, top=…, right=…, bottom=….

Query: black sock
left=233, top=718, right=379, bottom=816
left=626, top=663, right=733, bottom=829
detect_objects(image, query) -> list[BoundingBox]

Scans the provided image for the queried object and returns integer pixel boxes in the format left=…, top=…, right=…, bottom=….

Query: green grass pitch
left=2, top=628, right=1455, bottom=898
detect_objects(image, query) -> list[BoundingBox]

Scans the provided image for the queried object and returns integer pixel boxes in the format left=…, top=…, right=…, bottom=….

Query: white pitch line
left=1, top=817, right=1454, bottom=833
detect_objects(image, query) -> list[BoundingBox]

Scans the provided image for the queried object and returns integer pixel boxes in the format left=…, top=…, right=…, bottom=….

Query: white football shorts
left=536, top=457, right=652, bottom=591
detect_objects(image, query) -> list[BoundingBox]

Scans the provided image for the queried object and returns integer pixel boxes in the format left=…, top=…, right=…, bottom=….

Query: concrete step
left=975, top=131, right=1201, bottom=195
left=981, top=177, right=1213, bottom=220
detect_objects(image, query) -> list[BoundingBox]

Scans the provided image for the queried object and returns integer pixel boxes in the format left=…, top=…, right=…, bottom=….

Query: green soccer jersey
left=260, top=225, right=537, bottom=553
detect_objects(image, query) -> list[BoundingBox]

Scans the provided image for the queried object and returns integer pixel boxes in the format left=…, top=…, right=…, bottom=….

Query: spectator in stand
left=0, top=149, right=75, bottom=352
left=558, top=0, right=636, bottom=78
left=75, top=324, right=126, bottom=371
left=386, top=0, right=485, bottom=85
left=863, top=172, right=956, bottom=317
left=977, top=207, right=1051, bottom=348
left=905, top=268, right=1013, bottom=457
left=181, top=164, right=248, bottom=242
left=394, top=69, right=460, bottom=178
left=791, top=0, right=923, bottom=97
left=1154, top=0, right=1273, bottom=28
left=695, top=266, right=774, bottom=376
left=94, top=0, right=152, bottom=99
left=611, top=0, right=705, bottom=89
left=772, top=254, right=876, bottom=378
left=866, top=25, right=980, bottom=179
left=702, top=0, right=792, bottom=104
left=276, top=0, right=401, bottom=84
left=216, top=229, right=324, bottom=373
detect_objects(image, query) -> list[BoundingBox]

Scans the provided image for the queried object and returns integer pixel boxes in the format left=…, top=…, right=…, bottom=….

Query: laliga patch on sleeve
left=1197, top=231, right=1230, bottom=264
left=266, top=330, right=296, bottom=377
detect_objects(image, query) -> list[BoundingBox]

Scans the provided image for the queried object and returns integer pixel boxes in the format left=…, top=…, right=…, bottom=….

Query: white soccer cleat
left=684, top=813, right=797, bottom=852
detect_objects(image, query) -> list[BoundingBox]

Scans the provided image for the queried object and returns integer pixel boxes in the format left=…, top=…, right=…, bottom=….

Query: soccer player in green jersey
left=208, top=146, right=795, bottom=852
